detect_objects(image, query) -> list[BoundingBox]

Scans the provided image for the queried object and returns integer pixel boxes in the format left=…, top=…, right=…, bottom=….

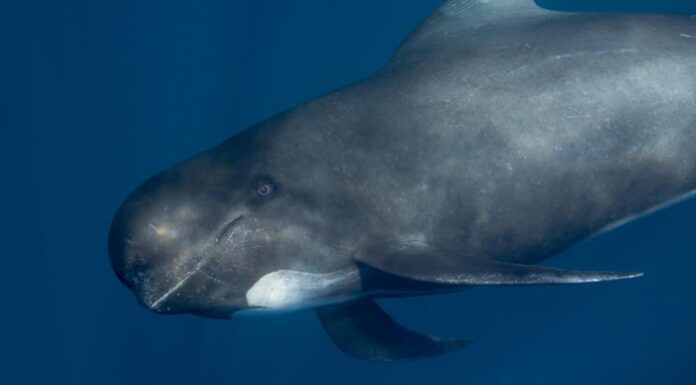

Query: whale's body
left=109, top=0, right=696, bottom=361
left=277, top=4, right=696, bottom=265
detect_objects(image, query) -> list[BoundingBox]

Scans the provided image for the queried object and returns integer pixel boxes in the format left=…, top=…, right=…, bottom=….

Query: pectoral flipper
left=316, top=299, right=470, bottom=361
left=356, top=241, right=642, bottom=288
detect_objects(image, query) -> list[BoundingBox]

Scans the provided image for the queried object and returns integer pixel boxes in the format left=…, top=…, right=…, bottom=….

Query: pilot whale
left=108, top=0, right=696, bottom=361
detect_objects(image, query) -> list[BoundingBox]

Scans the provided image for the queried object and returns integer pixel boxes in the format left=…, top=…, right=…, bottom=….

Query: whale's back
left=357, top=4, right=696, bottom=263
left=260, top=1, right=696, bottom=265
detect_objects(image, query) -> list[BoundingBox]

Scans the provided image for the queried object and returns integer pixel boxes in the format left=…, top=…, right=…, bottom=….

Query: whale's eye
left=256, top=181, right=274, bottom=197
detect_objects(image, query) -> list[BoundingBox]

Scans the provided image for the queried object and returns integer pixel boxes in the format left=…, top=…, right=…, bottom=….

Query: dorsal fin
left=391, top=0, right=552, bottom=63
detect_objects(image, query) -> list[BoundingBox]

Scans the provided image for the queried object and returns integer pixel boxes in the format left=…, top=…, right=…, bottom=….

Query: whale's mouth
left=214, top=214, right=245, bottom=245
left=142, top=214, right=248, bottom=313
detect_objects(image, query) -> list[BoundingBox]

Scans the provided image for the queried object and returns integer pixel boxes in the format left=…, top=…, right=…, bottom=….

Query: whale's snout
left=108, top=183, right=183, bottom=312
left=108, top=169, right=252, bottom=318
left=108, top=193, right=141, bottom=291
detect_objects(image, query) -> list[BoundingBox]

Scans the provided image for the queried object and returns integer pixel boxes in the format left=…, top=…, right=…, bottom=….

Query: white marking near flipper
left=245, top=269, right=359, bottom=311
left=597, top=188, right=696, bottom=236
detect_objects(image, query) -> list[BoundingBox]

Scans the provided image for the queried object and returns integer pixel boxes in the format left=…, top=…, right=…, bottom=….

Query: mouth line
left=214, top=214, right=245, bottom=245
left=147, top=214, right=246, bottom=312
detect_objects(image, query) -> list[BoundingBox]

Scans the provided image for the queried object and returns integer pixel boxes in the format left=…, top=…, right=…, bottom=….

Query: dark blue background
left=2, top=1, right=696, bottom=384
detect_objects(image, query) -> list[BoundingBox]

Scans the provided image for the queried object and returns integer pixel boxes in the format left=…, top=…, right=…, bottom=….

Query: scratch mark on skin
left=681, top=33, right=696, bottom=39
left=441, top=0, right=477, bottom=17
left=198, top=270, right=231, bottom=286
left=552, top=49, right=639, bottom=61
left=509, top=49, right=639, bottom=75
left=150, top=268, right=196, bottom=310
left=149, top=223, right=174, bottom=239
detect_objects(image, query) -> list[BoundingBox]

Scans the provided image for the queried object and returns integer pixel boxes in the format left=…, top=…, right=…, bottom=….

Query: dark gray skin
left=109, top=0, right=696, bottom=360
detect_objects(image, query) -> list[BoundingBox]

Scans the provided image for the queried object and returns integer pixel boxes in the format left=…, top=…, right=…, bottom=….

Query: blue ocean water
left=2, top=0, right=696, bottom=384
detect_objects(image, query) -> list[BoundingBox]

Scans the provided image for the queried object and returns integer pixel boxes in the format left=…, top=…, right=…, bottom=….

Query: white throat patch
left=245, top=269, right=358, bottom=311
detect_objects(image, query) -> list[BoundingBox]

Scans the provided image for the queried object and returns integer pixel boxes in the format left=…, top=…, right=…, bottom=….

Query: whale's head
left=108, top=125, right=360, bottom=319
